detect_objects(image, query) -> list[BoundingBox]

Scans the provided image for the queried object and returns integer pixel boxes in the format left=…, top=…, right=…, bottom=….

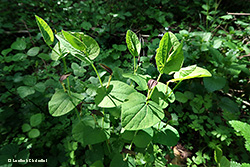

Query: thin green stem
left=91, top=63, right=103, bottom=87
left=123, top=130, right=138, bottom=161
left=133, top=56, right=136, bottom=74
left=166, top=80, right=182, bottom=99
left=75, top=108, right=81, bottom=122
left=48, top=45, right=60, bottom=56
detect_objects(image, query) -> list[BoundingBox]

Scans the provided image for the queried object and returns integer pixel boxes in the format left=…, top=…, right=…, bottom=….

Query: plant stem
left=62, top=58, right=71, bottom=94
left=91, top=62, right=103, bottom=87
left=123, top=130, right=138, bottom=161
left=48, top=45, right=60, bottom=56
left=166, top=80, right=182, bottom=99
left=133, top=56, right=136, bottom=74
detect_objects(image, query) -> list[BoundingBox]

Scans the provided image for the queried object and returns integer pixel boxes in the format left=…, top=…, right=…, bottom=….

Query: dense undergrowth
left=0, top=0, right=250, bottom=166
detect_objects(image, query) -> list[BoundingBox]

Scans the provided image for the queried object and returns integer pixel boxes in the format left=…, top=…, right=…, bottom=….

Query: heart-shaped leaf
left=72, top=32, right=100, bottom=60
left=151, top=82, right=175, bottom=109
left=72, top=119, right=108, bottom=146
left=121, top=92, right=164, bottom=130
left=55, top=33, right=86, bottom=61
left=122, top=73, right=147, bottom=90
left=153, top=124, right=179, bottom=146
left=95, top=81, right=136, bottom=108
left=48, top=90, right=84, bottom=117
left=172, top=65, right=212, bottom=82
left=62, top=30, right=87, bottom=52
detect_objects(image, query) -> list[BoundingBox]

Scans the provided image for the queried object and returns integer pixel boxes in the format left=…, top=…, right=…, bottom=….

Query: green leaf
left=153, top=124, right=179, bottom=146
left=72, top=119, right=108, bottom=146
left=242, top=163, right=250, bottom=167
left=219, top=97, right=239, bottom=113
left=122, top=73, right=147, bottom=90
left=73, top=32, right=100, bottom=60
left=151, top=82, right=175, bottom=109
left=28, top=129, right=40, bottom=138
left=163, top=41, right=184, bottom=74
left=229, top=120, right=250, bottom=152
left=133, top=130, right=152, bottom=148
left=81, top=21, right=92, bottom=30
left=214, top=147, right=223, bottom=163
left=48, top=89, right=84, bottom=117
left=11, top=39, right=26, bottom=50
left=155, top=32, right=184, bottom=74
left=204, top=76, right=226, bottom=92
left=220, top=156, right=230, bottom=167
left=175, top=91, right=188, bottom=103
left=34, top=82, right=46, bottom=93
left=126, top=30, right=141, bottom=57
left=121, top=92, right=164, bottom=130
left=27, top=47, right=40, bottom=56
left=23, top=75, right=37, bottom=86
left=35, top=15, right=54, bottom=45
left=113, top=44, right=127, bottom=51
left=121, top=129, right=135, bottom=141
left=62, top=30, right=87, bottom=51
left=172, top=65, right=212, bottom=82
left=95, top=81, right=136, bottom=108
left=22, top=123, right=31, bottom=132
left=1, top=144, right=19, bottom=156
left=16, top=150, right=30, bottom=165
left=213, top=39, right=222, bottom=49
left=220, top=15, right=233, bottom=20
left=1, top=48, right=12, bottom=56
left=110, top=154, right=132, bottom=167
left=17, top=86, right=35, bottom=98
left=51, top=42, right=64, bottom=61
left=56, top=33, right=85, bottom=61
left=90, top=160, right=104, bottom=167
left=71, top=62, right=86, bottom=77
left=38, top=53, right=50, bottom=60
left=30, top=113, right=43, bottom=127
left=12, top=53, right=27, bottom=61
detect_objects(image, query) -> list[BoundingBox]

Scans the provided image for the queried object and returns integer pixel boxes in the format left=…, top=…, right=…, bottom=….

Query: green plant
left=32, top=15, right=212, bottom=166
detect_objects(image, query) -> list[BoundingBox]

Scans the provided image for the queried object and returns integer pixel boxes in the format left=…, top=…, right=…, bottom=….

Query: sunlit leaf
left=35, top=15, right=54, bottom=45
left=172, top=65, right=212, bottom=82
left=126, top=30, right=141, bottom=57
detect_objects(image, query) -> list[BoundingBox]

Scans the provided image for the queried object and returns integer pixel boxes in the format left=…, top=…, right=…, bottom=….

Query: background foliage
left=0, top=0, right=250, bottom=166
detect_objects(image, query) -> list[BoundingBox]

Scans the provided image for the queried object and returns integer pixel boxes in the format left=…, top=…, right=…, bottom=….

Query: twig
left=227, top=12, right=250, bottom=16
left=21, top=19, right=36, bottom=46
left=238, top=53, right=250, bottom=59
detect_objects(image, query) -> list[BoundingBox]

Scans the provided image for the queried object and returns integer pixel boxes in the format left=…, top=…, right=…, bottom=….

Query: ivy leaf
left=126, top=30, right=141, bottom=57
left=121, top=92, right=164, bottom=130
left=48, top=90, right=84, bottom=117
left=172, top=65, right=212, bottom=82
left=35, top=15, right=54, bottom=45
